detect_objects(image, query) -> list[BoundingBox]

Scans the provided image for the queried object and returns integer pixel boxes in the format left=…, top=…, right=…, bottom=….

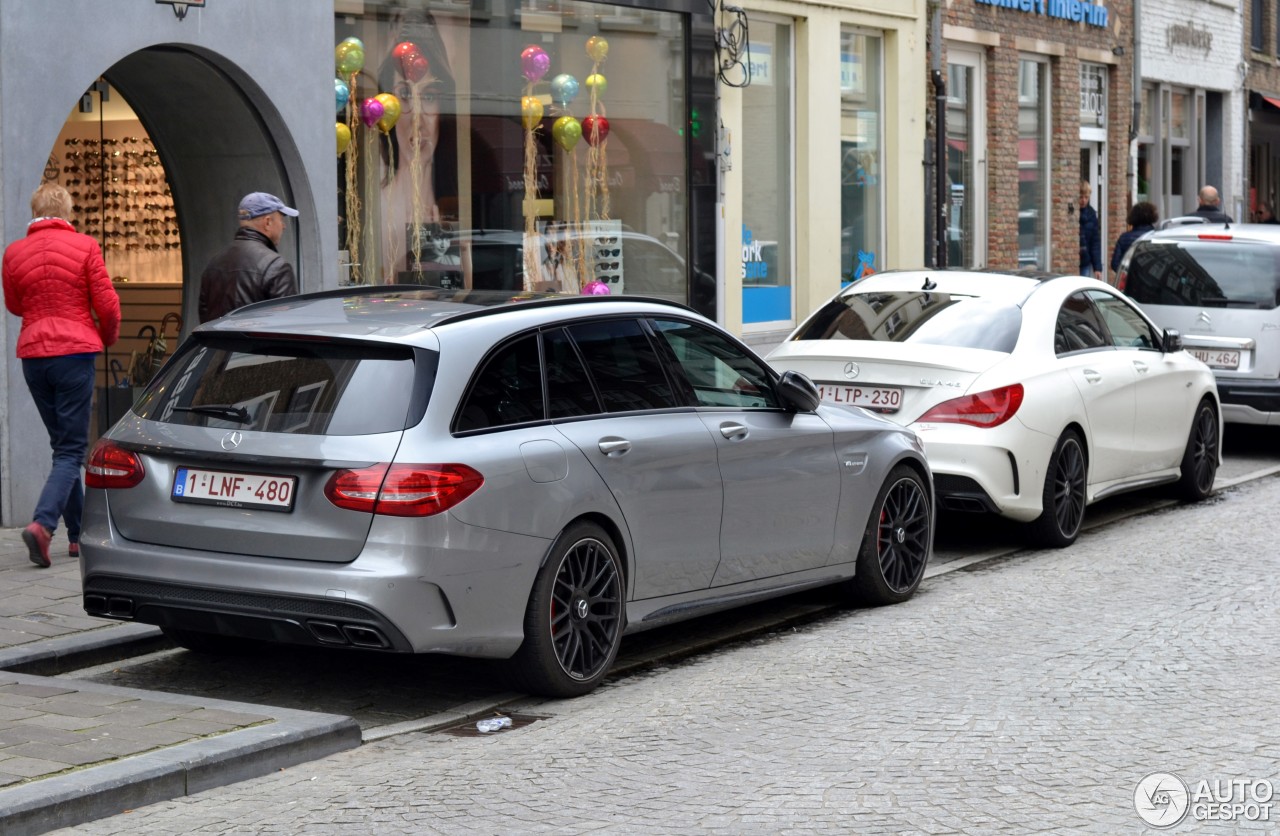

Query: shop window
left=741, top=17, right=793, bottom=328
left=946, top=48, right=983, bottom=269
left=840, top=28, right=883, bottom=284
left=1254, top=0, right=1266, bottom=52
left=1079, top=64, right=1106, bottom=129
left=334, top=2, right=692, bottom=308
left=1017, top=57, right=1048, bottom=270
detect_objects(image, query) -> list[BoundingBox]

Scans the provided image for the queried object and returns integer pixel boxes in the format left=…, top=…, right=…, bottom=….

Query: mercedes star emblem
left=843, top=361, right=860, bottom=380
left=220, top=431, right=244, bottom=450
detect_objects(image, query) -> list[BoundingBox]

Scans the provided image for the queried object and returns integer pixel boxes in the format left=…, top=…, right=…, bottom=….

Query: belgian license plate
left=1191, top=348, right=1240, bottom=370
left=172, top=467, right=297, bottom=512
left=817, top=384, right=903, bottom=412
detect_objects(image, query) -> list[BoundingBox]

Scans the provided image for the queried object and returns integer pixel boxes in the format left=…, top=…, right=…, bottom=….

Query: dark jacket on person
left=1191, top=204, right=1233, bottom=224
left=1078, top=203, right=1102, bottom=275
left=1110, top=223, right=1155, bottom=272
left=198, top=227, right=298, bottom=323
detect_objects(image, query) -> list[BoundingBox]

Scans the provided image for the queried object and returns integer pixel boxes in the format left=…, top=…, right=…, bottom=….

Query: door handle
left=597, top=438, right=632, bottom=457
left=1133, top=360, right=1149, bottom=374
left=1083, top=369, right=1101, bottom=383
left=719, top=422, right=749, bottom=441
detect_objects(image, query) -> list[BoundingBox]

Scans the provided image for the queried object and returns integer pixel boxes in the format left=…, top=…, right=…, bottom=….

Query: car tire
left=162, top=626, right=263, bottom=655
left=1177, top=398, right=1219, bottom=502
left=508, top=521, right=624, bottom=698
left=1028, top=429, right=1087, bottom=549
left=847, top=465, right=932, bottom=606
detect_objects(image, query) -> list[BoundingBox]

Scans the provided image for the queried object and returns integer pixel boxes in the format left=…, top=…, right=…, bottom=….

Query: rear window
left=790, top=291, right=1022, bottom=353
left=133, top=336, right=427, bottom=435
left=1125, top=240, right=1280, bottom=309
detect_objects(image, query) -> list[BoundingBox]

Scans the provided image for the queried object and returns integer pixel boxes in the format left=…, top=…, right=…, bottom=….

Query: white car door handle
left=1133, top=360, right=1149, bottom=374
left=1083, top=369, right=1102, bottom=383
left=598, top=439, right=632, bottom=456
left=719, top=423, right=749, bottom=441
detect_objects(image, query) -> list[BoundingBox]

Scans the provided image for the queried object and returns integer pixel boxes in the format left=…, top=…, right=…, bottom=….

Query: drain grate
left=437, top=712, right=545, bottom=737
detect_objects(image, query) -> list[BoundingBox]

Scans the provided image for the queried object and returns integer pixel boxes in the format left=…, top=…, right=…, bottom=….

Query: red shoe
left=68, top=542, right=80, bottom=558
left=22, top=523, right=51, bottom=568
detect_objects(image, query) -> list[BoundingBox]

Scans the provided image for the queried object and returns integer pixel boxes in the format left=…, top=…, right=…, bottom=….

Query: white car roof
left=839, top=269, right=1047, bottom=303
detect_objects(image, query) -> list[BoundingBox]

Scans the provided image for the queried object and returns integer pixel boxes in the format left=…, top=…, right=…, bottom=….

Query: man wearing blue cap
left=198, top=192, right=299, bottom=322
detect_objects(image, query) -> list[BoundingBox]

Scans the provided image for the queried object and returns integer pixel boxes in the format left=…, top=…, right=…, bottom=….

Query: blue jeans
left=22, top=353, right=96, bottom=541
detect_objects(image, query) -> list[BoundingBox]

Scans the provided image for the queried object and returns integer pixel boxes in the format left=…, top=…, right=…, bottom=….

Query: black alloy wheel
left=1177, top=399, right=1219, bottom=501
left=849, top=465, right=932, bottom=606
left=1029, top=430, right=1087, bottom=548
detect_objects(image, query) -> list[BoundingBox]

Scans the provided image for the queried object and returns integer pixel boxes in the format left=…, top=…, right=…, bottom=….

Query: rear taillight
left=85, top=440, right=145, bottom=489
left=324, top=463, right=484, bottom=517
left=917, top=384, right=1024, bottom=428
left=1115, top=268, right=1128, bottom=292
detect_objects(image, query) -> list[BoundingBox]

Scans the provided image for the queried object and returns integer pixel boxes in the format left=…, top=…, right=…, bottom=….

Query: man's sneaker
left=68, top=542, right=80, bottom=558
left=22, top=523, right=51, bottom=568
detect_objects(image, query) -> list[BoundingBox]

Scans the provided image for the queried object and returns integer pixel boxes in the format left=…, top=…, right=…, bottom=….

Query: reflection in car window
left=1088, top=290, right=1159, bottom=350
left=543, top=327, right=602, bottom=419
left=1054, top=292, right=1110, bottom=355
left=790, top=292, right=1021, bottom=352
left=566, top=319, right=678, bottom=413
left=650, top=318, right=780, bottom=409
left=1124, top=240, right=1280, bottom=310
left=455, top=334, right=544, bottom=431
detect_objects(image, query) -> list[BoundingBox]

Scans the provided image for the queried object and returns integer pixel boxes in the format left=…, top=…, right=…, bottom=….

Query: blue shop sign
left=974, top=0, right=1109, bottom=28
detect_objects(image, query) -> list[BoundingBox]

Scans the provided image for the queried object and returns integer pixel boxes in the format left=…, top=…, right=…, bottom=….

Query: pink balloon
left=521, top=45, right=550, bottom=84
left=360, top=97, right=384, bottom=128
left=582, top=280, right=611, bottom=296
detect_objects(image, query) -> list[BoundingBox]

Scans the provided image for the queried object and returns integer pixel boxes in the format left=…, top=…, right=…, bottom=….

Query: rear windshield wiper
left=172, top=404, right=251, bottom=423
left=1198, top=296, right=1268, bottom=308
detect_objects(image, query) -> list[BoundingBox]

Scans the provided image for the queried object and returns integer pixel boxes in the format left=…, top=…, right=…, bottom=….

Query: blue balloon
left=550, top=74, right=580, bottom=107
left=335, top=78, right=350, bottom=112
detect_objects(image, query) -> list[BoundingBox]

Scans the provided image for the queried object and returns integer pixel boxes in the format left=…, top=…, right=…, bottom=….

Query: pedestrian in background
left=1078, top=180, right=1102, bottom=279
left=1191, top=185, right=1233, bottom=224
left=198, top=192, right=299, bottom=323
left=2, top=182, right=120, bottom=568
left=1259, top=202, right=1280, bottom=224
left=1110, top=201, right=1159, bottom=274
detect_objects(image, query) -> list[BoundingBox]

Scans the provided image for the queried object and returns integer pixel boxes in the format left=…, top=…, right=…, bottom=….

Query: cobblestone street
left=45, top=476, right=1280, bottom=834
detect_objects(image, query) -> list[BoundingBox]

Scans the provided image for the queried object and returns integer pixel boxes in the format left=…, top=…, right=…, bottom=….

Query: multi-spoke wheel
left=1029, top=429, right=1087, bottom=548
left=1177, top=399, right=1219, bottom=501
left=509, top=521, right=623, bottom=697
left=848, top=465, right=932, bottom=606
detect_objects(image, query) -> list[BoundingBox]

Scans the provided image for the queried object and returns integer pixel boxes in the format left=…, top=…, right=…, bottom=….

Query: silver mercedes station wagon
left=81, top=288, right=933, bottom=697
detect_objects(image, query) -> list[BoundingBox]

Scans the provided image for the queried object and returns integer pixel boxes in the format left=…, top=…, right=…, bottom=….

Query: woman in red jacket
left=2, top=182, right=120, bottom=567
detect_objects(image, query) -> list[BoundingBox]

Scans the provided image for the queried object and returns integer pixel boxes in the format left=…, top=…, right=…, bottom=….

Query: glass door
left=946, top=47, right=985, bottom=267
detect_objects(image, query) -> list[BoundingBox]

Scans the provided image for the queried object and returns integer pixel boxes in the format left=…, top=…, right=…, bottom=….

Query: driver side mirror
left=1162, top=329, right=1183, bottom=353
left=777, top=370, right=821, bottom=412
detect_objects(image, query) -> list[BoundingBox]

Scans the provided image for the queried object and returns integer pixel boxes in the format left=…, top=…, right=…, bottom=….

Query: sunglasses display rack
left=587, top=218, right=624, bottom=293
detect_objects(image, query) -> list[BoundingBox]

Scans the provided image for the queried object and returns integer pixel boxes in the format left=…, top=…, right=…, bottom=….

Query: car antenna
left=922, top=277, right=937, bottom=291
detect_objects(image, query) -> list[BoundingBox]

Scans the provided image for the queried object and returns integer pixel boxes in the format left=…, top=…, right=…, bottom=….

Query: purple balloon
left=582, top=280, right=611, bottom=296
left=360, top=97, right=384, bottom=128
left=521, top=45, right=550, bottom=84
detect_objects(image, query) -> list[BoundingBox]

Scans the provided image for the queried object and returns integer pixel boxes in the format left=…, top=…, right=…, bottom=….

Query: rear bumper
left=1215, top=377, right=1280, bottom=424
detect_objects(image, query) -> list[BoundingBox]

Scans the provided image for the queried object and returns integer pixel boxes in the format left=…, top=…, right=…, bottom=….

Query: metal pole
left=930, top=4, right=948, bottom=268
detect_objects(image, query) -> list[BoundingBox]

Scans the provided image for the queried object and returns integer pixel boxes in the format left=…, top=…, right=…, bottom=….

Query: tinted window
left=791, top=291, right=1022, bottom=352
left=1054, top=292, right=1110, bottom=355
left=1125, top=240, right=1280, bottom=310
left=650, top=318, right=780, bottom=409
left=135, top=336, right=422, bottom=435
left=566, top=319, right=678, bottom=412
left=455, top=334, right=544, bottom=431
left=543, top=327, right=602, bottom=419
left=1088, top=290, right=1160, bottom=349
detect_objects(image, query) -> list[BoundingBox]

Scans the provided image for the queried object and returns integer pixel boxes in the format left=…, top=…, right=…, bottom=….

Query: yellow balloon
left=375, top=93, right=401, bottom=133
left=521, top=96, right=544, bottom=131
left=586, top=73, right=607, bottom=98
left=586, top=36, right=609, bottom=63
left=336, top=122, right=351, bottom=155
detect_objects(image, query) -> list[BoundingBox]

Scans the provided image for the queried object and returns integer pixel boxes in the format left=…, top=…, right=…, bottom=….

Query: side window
left=543, top=327, right=602, bottom=419
left=1088, top=289, right=1160, bottom=349
left=454, top=334, right=544, bottom=431
left=1054, top=292, right=1110, bottom=355
left=650, top=318, right=780, bottom=409
left=565, top=318, right=679, bottom=413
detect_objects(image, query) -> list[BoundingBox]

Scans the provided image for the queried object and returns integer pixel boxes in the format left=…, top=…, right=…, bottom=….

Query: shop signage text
left=974, top=0, right=1109, bottom=29
left=1167, top=22, right=1212, bottom=53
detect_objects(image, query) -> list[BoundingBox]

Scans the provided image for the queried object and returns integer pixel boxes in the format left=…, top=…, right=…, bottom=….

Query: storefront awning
left=1250, top=91, right=1280, bottom=112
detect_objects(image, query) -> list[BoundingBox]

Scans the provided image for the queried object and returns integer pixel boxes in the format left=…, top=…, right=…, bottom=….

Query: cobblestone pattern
left=0, top=531, right=110, bottom=651
left=48, top=476, right=1280, bottom=833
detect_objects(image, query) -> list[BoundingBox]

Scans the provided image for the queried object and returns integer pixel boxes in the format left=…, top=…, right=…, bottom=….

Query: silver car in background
left=81, top=288, right=933, bottom=697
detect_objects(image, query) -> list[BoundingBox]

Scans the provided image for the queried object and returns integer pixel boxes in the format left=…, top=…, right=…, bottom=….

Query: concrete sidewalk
left=0, top=528, right=361, bottom=836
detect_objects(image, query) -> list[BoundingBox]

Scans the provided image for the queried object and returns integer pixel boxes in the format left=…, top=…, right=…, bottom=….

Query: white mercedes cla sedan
left=767, top=270, right=1222, bottom=548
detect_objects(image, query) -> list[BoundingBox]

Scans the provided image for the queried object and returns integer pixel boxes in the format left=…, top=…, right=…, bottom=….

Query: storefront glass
left=946, top=59, right=974, bottom=268
left=839, top=28, right=882, bottom=284
left=1017, top=58, right=1047, bottom=270
left=333, top=2, right=695, bottom=307
left=741, top=17, right=793, bottom=327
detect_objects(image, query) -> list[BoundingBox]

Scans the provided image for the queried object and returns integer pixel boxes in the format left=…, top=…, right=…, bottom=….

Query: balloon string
left=598, top=100, right=610, bottom=221
left=345, top=72, right=362, bottom=283
left=523, top=82, right=539, bottom=291
left=572, top=152, right=586, bottom=292
left=362, top=123, right=377, bottom=285
left=409, top=78, right=425, bottom=272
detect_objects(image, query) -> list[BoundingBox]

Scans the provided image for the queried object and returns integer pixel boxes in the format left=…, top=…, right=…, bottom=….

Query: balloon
left=375, top=93, right=401, bottom=133
left=335, top=41, right=365, bottom=76
left=394, top=41, right=430, bottom=83
left=336, top=122, right=351, bottom=156
left=582, top=280, right=611, bottom=296
left=585, top=73, right=607, bottom=98
left=521, top=45, right=550, bottom=84
left=335, top=78, right=350, bottom=112
left=586, top=36, right=609, bottom=63
left=552, top=116, right=582, bottom=151
left=582, top=114, right=610, bottom=146
left=360, top=97, right=384, bottom=128
left=521, top=96, right=544, bottom=131
left=550, top=74, right=580, bottom=107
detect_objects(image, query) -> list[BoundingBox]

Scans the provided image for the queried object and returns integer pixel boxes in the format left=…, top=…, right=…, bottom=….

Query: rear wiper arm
left=172, top=404, right=251, bottom=423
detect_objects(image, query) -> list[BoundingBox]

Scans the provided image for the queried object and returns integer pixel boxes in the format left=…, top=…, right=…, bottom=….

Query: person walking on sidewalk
left=1077, top=180, right=1103, bottom=279
left=198, top=192, right=299, bottom=323
left=2, top=182, right=121, bottom=567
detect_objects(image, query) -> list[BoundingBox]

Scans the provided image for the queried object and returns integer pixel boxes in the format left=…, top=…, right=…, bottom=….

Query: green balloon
left=335, top=41, right=364, bottom=76
left=553, top=116, right=582, bottom=151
